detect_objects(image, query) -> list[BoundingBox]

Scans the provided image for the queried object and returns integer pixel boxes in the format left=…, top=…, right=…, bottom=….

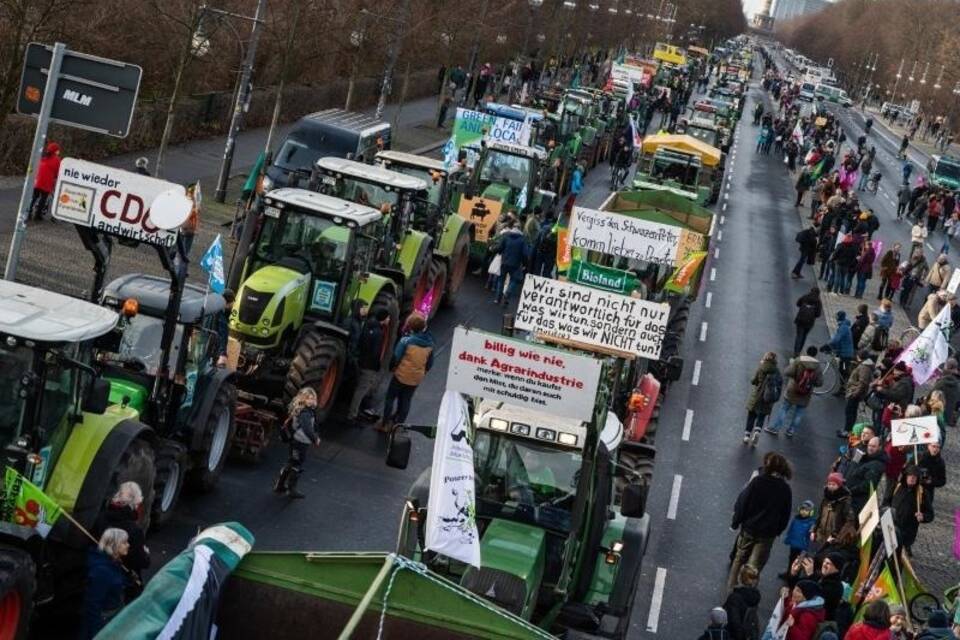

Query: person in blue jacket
left=779, top=500, right=816, bottom=578
left=825, top=310, right=854, bottom=387
left=82, top=528, right=131, bottom=639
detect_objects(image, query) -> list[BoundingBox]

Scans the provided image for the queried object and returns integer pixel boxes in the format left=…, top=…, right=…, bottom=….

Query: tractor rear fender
left=46, top=415, right=156, bottom=543
left=397, top=231, right=432, bottom=279
left=356, top=273, right=397, bottom=307
left=607, top=514, right=649, bottom=615
left=435, top=215, right=470, bottom=259
left=295, top=320, right=350, bottom=345
left=370, top=268, right=404, bottom=295
left=188, top=368, right=237, bottom=452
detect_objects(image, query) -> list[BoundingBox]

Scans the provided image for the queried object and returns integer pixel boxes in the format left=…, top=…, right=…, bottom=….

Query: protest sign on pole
left=447, top=107, right=532, bottom=168
left=858, top=490, right=880, bottom=546
left=880, top=508, right=898, bottom=558
left=515, top=275, right=669, bottom=360
left=446, top=327, right=602, bottom=422
left=889, top=416, right=940, bottom=447
left=569, top=206, right=704, bottom=267
left=424, top=390, right=481, bottom=568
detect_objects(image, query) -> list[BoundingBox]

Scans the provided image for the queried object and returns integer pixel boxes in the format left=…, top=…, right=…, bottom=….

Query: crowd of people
left=696, top=48, right=959, bottom=640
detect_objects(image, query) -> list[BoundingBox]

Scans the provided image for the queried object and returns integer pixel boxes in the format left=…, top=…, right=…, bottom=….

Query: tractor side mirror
left=386, top=427, right=412, bottom=470
left=620, top=482, right=648, bottom=518
left=83, top=378, right=111, bottom=414
left=663, top=355, right=684, bottom=383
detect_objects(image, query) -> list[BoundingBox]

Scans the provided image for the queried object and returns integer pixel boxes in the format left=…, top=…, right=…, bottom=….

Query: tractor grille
left=238, top=288, right=272, bottom=326
left=460, top=567, right=527, bottom=617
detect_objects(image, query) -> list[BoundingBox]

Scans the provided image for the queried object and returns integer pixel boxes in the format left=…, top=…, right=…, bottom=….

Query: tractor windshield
left=105, top=315, right=184, bottom=378
left=0, top=344, right=31, bottom=440
left=387, top=165, right=444, bottom=207
left=649, top=151, right=700, bottom=187
left=478, top=151, right=533, bottom=192
left=323, top=177, right=400, bottom=213
left=255, top=210, right=351, bottom=284
left=474, top=431, right=580, bottom=533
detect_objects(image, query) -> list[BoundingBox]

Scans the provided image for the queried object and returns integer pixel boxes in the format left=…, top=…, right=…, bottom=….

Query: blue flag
left=199, top=234, right=225, bottom=294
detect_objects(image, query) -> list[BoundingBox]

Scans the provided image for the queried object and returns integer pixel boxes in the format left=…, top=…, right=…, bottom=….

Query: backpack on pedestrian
left=812, top=620, right=839, bottom=640
left=794, top=367, right=817, bottom=396
left=796, top=304, right=817, bottom=326
left=761, top=370, right=783, bottom=404
left=870, top=325, right=888, bottom=352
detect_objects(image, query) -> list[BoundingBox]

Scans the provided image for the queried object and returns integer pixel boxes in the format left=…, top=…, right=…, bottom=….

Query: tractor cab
left=471, top=141, right=549, bottom=215
left=635, top=134, right=722, bottom=205
left=374, top=150, right=465, bottom=210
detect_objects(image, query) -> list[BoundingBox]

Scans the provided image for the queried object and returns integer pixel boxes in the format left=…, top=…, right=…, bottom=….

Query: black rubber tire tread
left=187, top=384, right=236, bottom=493
left=425, top=259, right=447, bottom=321
left=368, top=288, right=400, bottom=372
left=284, top=332, right=347, bottom=424
left=105, top=437, right=157, bottom=532
left=150, top=439, right=187, bottom=529
left=402, top=242, right=433, bottom=312
left=443, top=232, right=471, bottom=307
left=613, top=449, right=654, bottom=506
left=0, top=546, right=35, bottom=640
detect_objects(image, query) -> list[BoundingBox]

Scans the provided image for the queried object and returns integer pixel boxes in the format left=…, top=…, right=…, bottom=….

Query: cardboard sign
left=52, top=158, right=183, bottom=247
left=569, top=206, right=703, bottom=268
left=515, top=275, right=668, bottom=360
left=858, top=491, right=880, bottom=546
left=449, top=108, right=532, bottom=163
left=947, top=268, right=960, bottom=295
left=446, top=327, right=602, bottom=422
left=880, top=509, right=898, bottom=558
left=890, top=415, right=940, bottom=447
left=457, top=196, right=502, bottom=243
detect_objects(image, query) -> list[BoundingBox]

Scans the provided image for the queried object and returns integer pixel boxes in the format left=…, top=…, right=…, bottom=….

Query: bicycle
left=909, top=581, right=958, bottom=623
left=865, top=172, right=882, bottom=195
left=610, top=165, right=629, bottom=191
left=813, top=349, right=847, bottom=396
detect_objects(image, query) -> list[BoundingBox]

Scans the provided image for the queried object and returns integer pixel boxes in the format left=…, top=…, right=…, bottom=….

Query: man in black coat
left=844, top=436, right=887, bottom=514
left=794, top=287, right=822, bottom=356
left=917, top=443, right=947, bottom=500
left=932, top=358, right=960, bottom=426
left=347, top=307, right=389, bottom=422
left=792, top=223, right=820, bottom=279
left=727, top=452, right=793, bottom=591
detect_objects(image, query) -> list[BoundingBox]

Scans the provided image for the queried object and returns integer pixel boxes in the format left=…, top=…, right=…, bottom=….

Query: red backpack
left=795, top=367, right=817, bottom=396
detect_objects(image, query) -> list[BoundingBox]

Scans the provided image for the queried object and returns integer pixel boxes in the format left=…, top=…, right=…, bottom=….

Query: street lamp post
left=890, top=58, right=905, bottom=106
left=214, top=0, right=267, bottom=204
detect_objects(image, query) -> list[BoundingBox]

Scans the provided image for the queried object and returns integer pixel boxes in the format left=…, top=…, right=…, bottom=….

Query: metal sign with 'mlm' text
left=16, top=42, right=142, bottom=138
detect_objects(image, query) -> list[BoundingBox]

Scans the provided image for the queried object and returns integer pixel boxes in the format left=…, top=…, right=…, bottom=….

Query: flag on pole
left=425, top=391, right=481, bottom=568
left=2, top=466, right=62, bottom=538
left=199, top=234, right=226, bottom=294
left=896, top=304, right=951, bottom=385
left=791, top=120, right=804, bottom=148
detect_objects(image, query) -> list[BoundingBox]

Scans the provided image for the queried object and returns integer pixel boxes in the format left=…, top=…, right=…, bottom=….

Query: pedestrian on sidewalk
left=844, top=600, right=892, bottom=640
left=911, top=220, right=929, bottom=257
left=896, top=185, right=911, bottom=220
left=792, top=224, right=819, bottom=278
left=793, top=288, right=822, bottom=355
left=932, top=358, right=960, bottom=426
left=851, top=304, right=870, bottom=350
left=94, top=482, right=150, bottom=599
left=274, top=387, right=321, bottom=499
left=723, top=565, right=761, bottom=640
left=828, top=236, right=858, bottom=295
left=877, top=244, right=902, bottom=299
left=29, top=141, right=61, bottom=221
left=918, top=289, right=949, bottom=329
left=781, top=500, right=816, bottom=572
left=843, top=436, right=887, bottom=514
left=437, top=95, right=453, bottom=128
left=744, top=352, right=781, bottom=446
left=811, top=472, right=855, bottom=550
left=767, top=346, right=823, bottom=437
left=926, top=254, right=951, bottom=296
left=81, top=528, right=131, bottom=639
left=917, top=442, right=947, bottom=500
left=854, top=240, right=876, bottom=298
left=493, top=219, right=530, bottom=307
left=900, top=253, right=929, bottom=309
left=346, top=307, right=389, bottom=424
left=727, top=452, right=793, bottom=591
left=839, top=350, right=875, bottom=437
left=824, top=311, right=854, bottom=382
left=378, top=312, right=434, bottom=432
left=696, top=607, right=730, bottom=640
left=794, top=167, right=812, bottom=207
left=886, top=465, right=934, bottom=555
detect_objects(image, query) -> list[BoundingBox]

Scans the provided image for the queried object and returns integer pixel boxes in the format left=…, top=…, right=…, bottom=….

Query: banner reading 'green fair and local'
left=443, top=108, right=533, bottom=168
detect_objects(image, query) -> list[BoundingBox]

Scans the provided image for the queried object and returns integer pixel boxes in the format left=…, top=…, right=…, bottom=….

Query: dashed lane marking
left=720, top=215, right=726, bottom=224
left=705, top=291, right=713, bottom=308
left=717, top=229, right=723, bottom=242
left=692, top=359, right=702, bottom=385
left=682, top=409, right=694, bottom=441
left=710, top=267, right=717, bottom=281
left=699, top=322, right=708, bottom=342
left=667, top=475, right=683, bottom=520
left=722, top=203, right=727, bottom=212
left=724, top=192, right=729, bottom=201
left=714, top=247, right=720, bottom=259
left=646, top=568, right=668, bottom=633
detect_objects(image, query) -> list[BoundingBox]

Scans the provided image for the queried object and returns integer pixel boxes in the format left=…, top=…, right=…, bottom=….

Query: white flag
left=897, top=304, right=951, bottom=385
left=791, top=120, right=804, bottom=148
left=425, top=391, right=481, bottom=568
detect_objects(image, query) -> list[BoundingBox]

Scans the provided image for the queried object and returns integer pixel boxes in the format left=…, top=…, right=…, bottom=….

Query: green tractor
left=373, top=150, right=473, bottom=306
left=0, top=280, right=160, bottom=636
left=388, top=377, right=650, bottom=638
left=229, top=189, right=400, bottom=422
left=313, top=156, right=453, bottom=318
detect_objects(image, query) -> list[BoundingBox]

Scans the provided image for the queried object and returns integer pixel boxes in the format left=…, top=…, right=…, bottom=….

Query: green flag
left=2, top=466, right=62, bottom=538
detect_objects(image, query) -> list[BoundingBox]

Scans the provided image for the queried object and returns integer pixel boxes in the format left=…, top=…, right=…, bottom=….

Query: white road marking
left=682, top=409, right=694, bottom=441
left=699, top=321, right=708, bottom=342
left=667, top=475, right=683, bottom=520
left=692, top=359, right=702, bottom=385
left=720, top=215, right=726, bottom=224
left=710, top=267, right=717, bottom=281
left=705, top=291, right=713, bottom=308
left=714, top=247, right=720, bottom=259
left=724, top=192, right=729, bottom=201
left=717, top=229, right=723, bottom=242
left=646, top=568, right=668, bottom=633
left=927, top=243, right=936, bottom=252
left=722, top=203, right=727, bottom=212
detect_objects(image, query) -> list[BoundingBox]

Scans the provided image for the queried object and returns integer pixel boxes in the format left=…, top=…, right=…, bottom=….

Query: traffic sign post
left=4, top=42, right=142, bottom=281
left=4, top=42, right=65, bottom=281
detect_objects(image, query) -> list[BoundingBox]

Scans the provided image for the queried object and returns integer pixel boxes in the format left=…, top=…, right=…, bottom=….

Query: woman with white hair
left=95, top=481, right=150, bottom=596
left=81, top=527, right=130, bottom=638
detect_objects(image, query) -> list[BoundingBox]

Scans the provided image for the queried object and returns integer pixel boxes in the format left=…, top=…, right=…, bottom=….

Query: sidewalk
left=862, top=105, right=953, bottom=159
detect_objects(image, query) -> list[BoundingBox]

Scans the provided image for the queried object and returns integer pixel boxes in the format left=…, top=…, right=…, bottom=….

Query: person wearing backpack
left=274, top=387, right=321, bottom=499
left=823, top=311, right=854, bottom=386
left=792, top=224, right=819, bottom=279
left=767, top=347, right=823, bottom=438
left=723, top=565, right=762, bottom=640
left=837, top=350, right=875, bottom=438
left=744, top=352, right=781, bottom=446
left=697, top=607, right=731, bottom=640
left=794, top=288, right=823, bottom=356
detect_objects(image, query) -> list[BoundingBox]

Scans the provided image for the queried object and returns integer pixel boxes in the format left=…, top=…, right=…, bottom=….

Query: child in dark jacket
left=782, top=500, right=816, bottom=574
left=697, top=607, right=730, bottom=640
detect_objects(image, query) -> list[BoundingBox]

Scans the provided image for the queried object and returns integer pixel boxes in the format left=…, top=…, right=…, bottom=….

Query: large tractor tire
left=284, top=332, right=347, bottom=424
left=151, top=440, right=187, bottom=528
left=369, top=288, right=400, bottom=371
left=424, top=259, right=448, bottom=321
left=443, top=232, right=471, bottom=307
left=613, top=448, right=655, bottom=507
left=108, top=437, right=157, bottom=531
left=187, top=384, right=237, bottom=493
left=405, top=244, right=433, bottom=314
left=0, top=547, right=35, bottom=640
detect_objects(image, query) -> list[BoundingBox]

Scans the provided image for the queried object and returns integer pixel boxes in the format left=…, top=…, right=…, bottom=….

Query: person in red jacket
left=31, top=141, right=61, bottom=221
left=783, top=580, right=826, bottom=640
left=843, top=599, right=891, bottom=640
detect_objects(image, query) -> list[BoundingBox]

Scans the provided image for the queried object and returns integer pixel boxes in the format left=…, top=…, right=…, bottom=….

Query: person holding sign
left=886, top=465, right=934, bottom=555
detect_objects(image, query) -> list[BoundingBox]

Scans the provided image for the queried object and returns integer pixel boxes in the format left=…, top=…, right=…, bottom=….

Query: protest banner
left=569, top=206, right=704, bottom=267
left=567, top=260, right=638, bottom=294
left=446, top=327, right=602, bottom=422
left=515, top=275, right=668, bottom=360
left=880, top=508, right=899, bottom=558
left=457, top=195, right=503, bottom=243
left=445, top=108, right=532, bottom=168
left=889, top=415, right=940, bottom=447
left=858, top=490, right=880, bottom=545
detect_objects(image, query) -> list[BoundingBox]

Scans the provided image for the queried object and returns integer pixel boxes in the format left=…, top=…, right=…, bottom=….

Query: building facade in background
left=773, top=0, right=830, bottom=22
